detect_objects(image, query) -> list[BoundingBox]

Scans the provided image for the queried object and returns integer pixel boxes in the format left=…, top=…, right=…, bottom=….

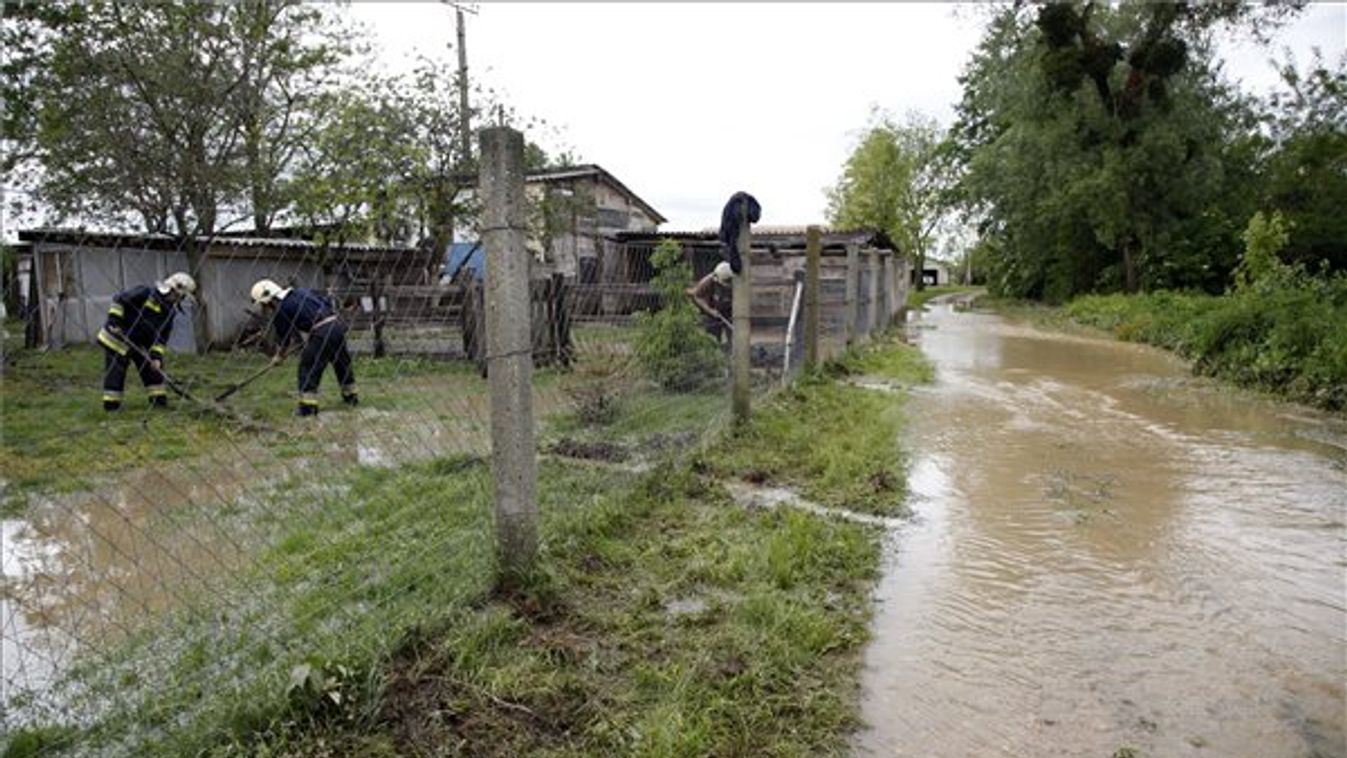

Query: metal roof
left=18, top=228, right=422, bottom=259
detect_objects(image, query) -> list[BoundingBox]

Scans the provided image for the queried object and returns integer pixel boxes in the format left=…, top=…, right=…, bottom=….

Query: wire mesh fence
left=0, top=217, right=907, bottom=755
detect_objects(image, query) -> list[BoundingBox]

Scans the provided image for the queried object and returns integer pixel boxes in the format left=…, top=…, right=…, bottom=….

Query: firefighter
left=250, top=279, right=357, bottom=417
left=685, top=261, right=735, bottom=345
left=97, top=272, right=196, bottom=411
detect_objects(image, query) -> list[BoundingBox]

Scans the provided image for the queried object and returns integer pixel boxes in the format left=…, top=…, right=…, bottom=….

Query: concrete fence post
left=479, top=126, right=538, bottom=582
left=844, top=241, right=859, bottom=346
left=731, top=209, right=752, bottom=426
left=867, top=249, right=880, bottom=338
left=804, top=225, right=821, bottom=368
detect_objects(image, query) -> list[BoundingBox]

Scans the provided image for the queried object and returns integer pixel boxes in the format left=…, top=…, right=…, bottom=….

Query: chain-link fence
left=2, top=192, right=907, bottom=755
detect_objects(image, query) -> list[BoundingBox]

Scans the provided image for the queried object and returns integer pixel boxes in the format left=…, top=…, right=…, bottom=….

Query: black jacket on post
left=718, top=191, right=761, bottom=275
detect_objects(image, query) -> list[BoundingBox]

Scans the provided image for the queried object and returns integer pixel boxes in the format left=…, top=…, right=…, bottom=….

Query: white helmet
left=159, top=272, right=196, bottom=300
left=713, top=261, right=733, bottom=284
left=250, top=279, right=284, bottom=306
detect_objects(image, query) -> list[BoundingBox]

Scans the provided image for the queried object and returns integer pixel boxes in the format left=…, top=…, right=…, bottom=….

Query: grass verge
left=4, top=337, right=930, bottom=758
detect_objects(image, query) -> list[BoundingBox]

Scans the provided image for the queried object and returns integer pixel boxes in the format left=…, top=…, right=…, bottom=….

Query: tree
left=1260, top=51, right=1347, bottom=274
left=10, top=1, right=352, bottom=348
left=827, top=111, right=948, bottom=290
left=949, top=2, right=1302, bottom=302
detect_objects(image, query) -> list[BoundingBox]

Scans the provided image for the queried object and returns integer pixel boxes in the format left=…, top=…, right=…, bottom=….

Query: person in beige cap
left=685, top=261, right=734, bottom=345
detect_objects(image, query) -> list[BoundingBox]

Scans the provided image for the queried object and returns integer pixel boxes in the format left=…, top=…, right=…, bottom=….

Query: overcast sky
left=348, top=2, right=1345, bottom=232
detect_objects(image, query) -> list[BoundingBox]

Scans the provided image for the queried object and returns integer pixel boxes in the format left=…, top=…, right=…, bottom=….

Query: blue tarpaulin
left=444, top=241, right=484, bottom=282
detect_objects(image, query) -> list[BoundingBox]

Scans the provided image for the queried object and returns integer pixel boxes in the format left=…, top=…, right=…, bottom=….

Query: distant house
left=18, top=228, right=429, bottom=351
left=912, top=258, right=950, bottom=287
left=448, top=163, right=666, bottom=285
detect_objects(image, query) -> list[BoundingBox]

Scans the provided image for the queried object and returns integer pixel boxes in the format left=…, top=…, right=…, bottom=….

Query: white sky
left=348, top=2, right=1345, bottom=232
left=1, top=3, right=1341, bottom=242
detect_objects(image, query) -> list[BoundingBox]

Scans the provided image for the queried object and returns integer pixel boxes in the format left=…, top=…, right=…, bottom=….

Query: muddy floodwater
left=856, top=299, right=1347, bottom=758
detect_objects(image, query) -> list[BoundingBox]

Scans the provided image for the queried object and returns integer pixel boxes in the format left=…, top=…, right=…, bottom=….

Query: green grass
left=0, top=345, right=539, bottom=514
left=705, top=336, right=931, bottom=517
left=4, top=336, right=929, bottom=757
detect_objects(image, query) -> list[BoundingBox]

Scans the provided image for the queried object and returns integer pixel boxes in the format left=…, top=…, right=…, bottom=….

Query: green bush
left=633, top=239, right=723, bottom=391
left=1066, top=270, right=1347, bottom=410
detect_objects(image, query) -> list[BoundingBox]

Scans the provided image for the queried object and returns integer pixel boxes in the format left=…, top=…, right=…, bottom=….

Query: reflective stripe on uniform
left=97, top=328, right=129, bottom=356
left=102, top=391, right=125, bottom=402
left=299, top=392, right=321, bottom=407
left=108, top=304, right=125, bottom=318
left=150, top=344, right=166, bottom=356
left=145, top=299, right=163, bottom=314
left=146, top=385, right=168, bottom=397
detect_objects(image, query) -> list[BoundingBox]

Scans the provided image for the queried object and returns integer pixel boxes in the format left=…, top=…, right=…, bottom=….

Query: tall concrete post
left=479, top=126, right=537, bottom=582
left=731, top=208, right=752, bottom=425
left=804, top=225, right=821, bottom=368
left=867, top=249, right=881, bottom=338
left=844, top=242, right=859, bottom=345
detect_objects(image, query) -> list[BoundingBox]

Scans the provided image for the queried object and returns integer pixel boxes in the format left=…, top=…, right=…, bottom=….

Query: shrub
left=633, top=239, right=723, bottom=391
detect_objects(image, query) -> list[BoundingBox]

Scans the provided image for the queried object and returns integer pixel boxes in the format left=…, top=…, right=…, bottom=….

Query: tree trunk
left=183, top=235, right=211, bottom=353
left=1122, top=239, right=1137, bottom=293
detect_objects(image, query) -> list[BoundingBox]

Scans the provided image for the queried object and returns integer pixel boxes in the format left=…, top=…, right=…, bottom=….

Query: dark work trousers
left=296, top=321, right=356, bottom=412
left=102, top=345, right=168, bottom=409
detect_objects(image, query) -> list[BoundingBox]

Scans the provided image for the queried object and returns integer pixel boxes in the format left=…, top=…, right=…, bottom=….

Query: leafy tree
left=1259, top=51, right=1347, bottom=274
left=949, top=2, right=1302, bottom=301
left=826, top=111, right=948, bottom=290
left=8, top=0, right=353, bottom=348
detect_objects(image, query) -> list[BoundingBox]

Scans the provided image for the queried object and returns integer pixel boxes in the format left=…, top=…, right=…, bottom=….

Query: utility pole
left=439, top=2, right=477, bottom=169
left=453, top=4, right=474, bottom=169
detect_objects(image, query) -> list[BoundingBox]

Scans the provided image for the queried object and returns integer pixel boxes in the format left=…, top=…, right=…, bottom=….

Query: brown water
left=856, top=299, right=1347, bottom=758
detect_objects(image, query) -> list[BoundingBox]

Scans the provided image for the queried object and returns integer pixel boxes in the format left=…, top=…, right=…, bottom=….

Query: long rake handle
left=214, top=361, right=278, bottom=402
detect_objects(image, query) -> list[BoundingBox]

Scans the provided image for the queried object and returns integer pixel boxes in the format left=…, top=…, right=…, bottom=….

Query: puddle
left=722, top=480, right=904, bottom=528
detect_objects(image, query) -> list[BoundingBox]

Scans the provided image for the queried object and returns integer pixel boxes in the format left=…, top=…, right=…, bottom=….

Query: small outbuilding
left=18, top=228, right=430, bottom=351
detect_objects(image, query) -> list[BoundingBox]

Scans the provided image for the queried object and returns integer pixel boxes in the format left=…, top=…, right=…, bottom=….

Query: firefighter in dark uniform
left=250, top=279, right=357, bottom=416
left=97, top=272, right=196, bottom=411
left=685, top=261, right=734, bottom=346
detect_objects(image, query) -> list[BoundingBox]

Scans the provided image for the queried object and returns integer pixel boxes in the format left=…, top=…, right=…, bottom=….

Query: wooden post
left=371, top=277, right=387, bottom=358
left=844, top=241, right=859, bottom=346
left=731, top=208, right=752, bottom=426
left=804, top=225, right=821, bottom=368
left=867, top=249, right=880, bottom=338
left=480, top=126, right=537, bottom=582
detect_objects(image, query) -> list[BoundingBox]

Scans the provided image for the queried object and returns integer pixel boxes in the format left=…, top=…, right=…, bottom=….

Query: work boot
left=103, top=400, right=122, bottom=412
left=149, top=396, right=169, bottom=409
left=295, top=404, right=319, bottom=418
left=342, top=392, right=359, bottom=407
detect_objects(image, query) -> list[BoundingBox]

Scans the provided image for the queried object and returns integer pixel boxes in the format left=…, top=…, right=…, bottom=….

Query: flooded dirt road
left=856, top=299, right=1347, bottom=758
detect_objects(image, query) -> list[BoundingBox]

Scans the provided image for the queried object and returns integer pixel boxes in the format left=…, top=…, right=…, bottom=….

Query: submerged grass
left=705, top=335, right=931, bottom=517
left=0, top=345, right=547, bottom=514
left=4, top=336, right=930, bottom=757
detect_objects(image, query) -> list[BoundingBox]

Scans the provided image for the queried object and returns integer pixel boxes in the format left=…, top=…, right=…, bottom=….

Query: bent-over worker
left=97, top=272, right=196, bottom=411
left=250, top=279, right=357, bottom=417
left=685, top=261, right=735, bottom=345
